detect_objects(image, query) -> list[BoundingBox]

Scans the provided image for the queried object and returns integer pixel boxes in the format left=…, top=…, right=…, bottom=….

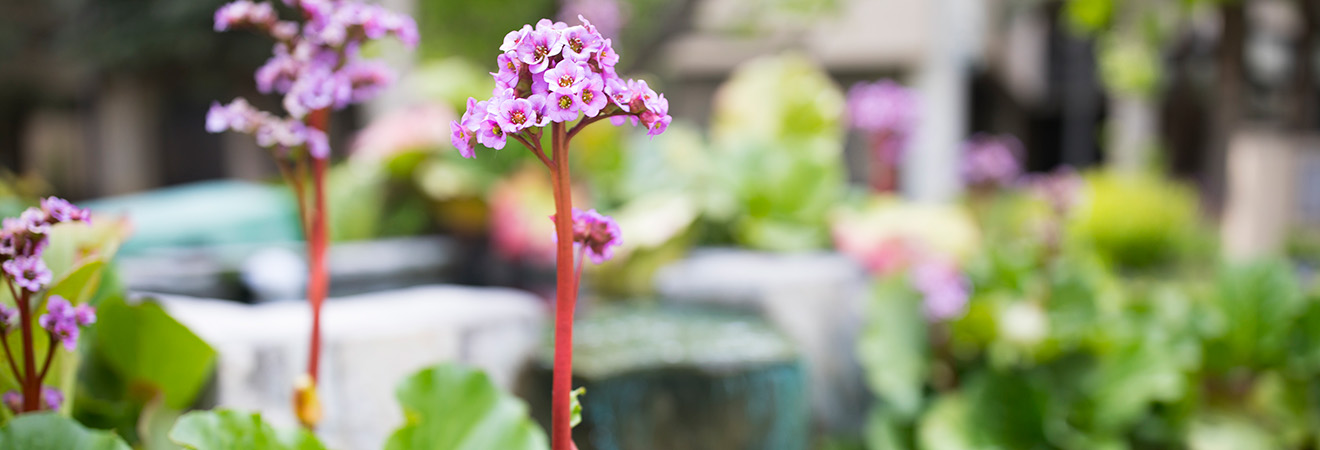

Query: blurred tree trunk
left=1206, top=2, right=1245, bottom=212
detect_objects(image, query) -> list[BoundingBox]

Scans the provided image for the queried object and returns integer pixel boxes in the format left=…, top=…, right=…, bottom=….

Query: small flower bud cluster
left=552, top=208, right=622, bottom=264
left=208, top=0, right=418, bottom=159
left=961, top=133, right=1023, bottom=190
left=2, top=387, right=62, bottom=414
left=450, top=17, right=671, bottom=157
left=37, top=296, right=96, bottom=351
left=0, top=198, right=92, bottom=294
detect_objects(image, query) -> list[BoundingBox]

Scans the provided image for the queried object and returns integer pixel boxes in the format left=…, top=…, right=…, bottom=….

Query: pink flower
left=578, top=76, right=608, bottom=117
left=961, top=134, right=1023, bottom=189
left=560, top=25, right=603, bottom=62
left=911, top=260, right=970, bottom=322
left=552, top=208, right=623, bottom=264
left=476, top=119, right=507, bottom=150
left=214, top=1, right=276, bottom=32
left=544, top=59, right=590, bottom=95
left=39, top=296, right=94, bottom=351
left=40, top=197, right=90, bottom=224
left=493, top=52, right=523, bottom=89
left=451, top=120, right=476, bottom=158
left=501, top=25, right=533, bottom=52
left=4, top=256, right=50, bottom=293
left=496, top=96, right=544, bottom=133
left=545, top=92, right=582, bottom=122
left=516, top=28, right=565, bottom=74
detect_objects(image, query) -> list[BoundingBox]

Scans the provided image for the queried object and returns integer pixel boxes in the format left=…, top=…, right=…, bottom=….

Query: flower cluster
left=450, top=17, right=671, bottom=157
left=208, top=0, right=418, bottom=158
left=553, top=208, right=622, bottom=264
left=1027, top=167, right=1083, bottom=215
left=911, top=259, right=971, bottom=322
left=846, top=80, right=919, bottom=163
left=1, top=198, right=92, bottom=294
left=2, top=387, right=62, bottom=413
left=38, top=296, right=96, bottom=351
left=961, top=134, right=1023, bottom=189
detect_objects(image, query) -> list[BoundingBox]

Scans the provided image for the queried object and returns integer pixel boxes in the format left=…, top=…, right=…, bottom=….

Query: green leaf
left=569, top=387, right=585, bottom=429
left=95, top=297, right=216, bottom=409
left=169, top=409, right=327, bottom=450
left=0, top=412, right=131, bottom=450
left=385, top=363, right=548, bottom=450
left=48, top=259, right=107, bottom=306
left=856, top=279, right=929, bottom=419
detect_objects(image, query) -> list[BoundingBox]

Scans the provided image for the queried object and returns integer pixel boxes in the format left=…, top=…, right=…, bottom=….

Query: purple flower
left=341, top=62, right=394, bottom=103
left=18, top=209, right=49, bottom=235
left=516, top=27, right=565, bottom=74
left=560, top=25, right=603, bottom=62
left=40, top=197, right=90, bottom=224
left=544, top=59, right=590, bottom=95
left=961, top=134, right=1023, bottom=189
left=545, top=92, right=582, bottom=122
left=450, top=120, right=476, bottom=158
left=496, top=97, right=543, bottom=133
left=2, top=391, right=19, bottom=414
left=214, top=1, right=276, bottom=32
left=476, top=119, right=507, bottom=150
left=1027, top=167, right=1083, bottom=214
left=255, top=49, right=300, bottom=94
left=4, top=256, right=50, bottom=293
left=493, top=52, right=523, bottom=90
left=640, top=93, right=670, bottom=137
left=39, top=296, right=93, bottom=351
left=595, top=38, right=620, bottom=70
left=0, top=304, right=14, bottom=332
left=847, top=79, right=919, bottom=134
left=553, top=208, right=623, bottom=264
left=500, top=25, right=533, bottom=52
left=578, top=76, right=608, bottom=117
left=911, top=260, right=970, bottom=322
left=41, top=387, right=63, bottom=411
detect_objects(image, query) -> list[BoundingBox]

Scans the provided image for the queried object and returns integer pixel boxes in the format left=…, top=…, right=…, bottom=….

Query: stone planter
left=518, top=305, right=810, bottom=450
left=653, top=248, right=871, bottom=433
left=156, top=285, right=546, bottom=450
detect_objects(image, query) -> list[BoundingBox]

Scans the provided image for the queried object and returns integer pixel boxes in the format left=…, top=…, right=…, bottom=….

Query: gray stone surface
left=151, top=285, right=546, bottom=450
left=519, top=306, right=810, bottom=450
left=653, top=248, right=871, bottom=433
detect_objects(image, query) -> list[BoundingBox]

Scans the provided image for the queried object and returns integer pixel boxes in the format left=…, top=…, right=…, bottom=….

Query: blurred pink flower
left=350, top=103, right=456, bottom=162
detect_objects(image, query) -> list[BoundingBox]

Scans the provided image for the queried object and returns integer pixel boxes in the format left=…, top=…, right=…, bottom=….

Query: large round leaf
left=0, top=412, right=131, bottom=450
left=385, top=363, right=548, bottom=450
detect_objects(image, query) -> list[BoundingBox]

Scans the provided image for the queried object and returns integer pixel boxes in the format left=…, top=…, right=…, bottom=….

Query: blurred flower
left=831, top=197, right=980, bottom=276
left=559, top=0, right=625, bottom=40
left=846, top=79, right=918, bottom=165
left=351, top=103, right=455, bottom=162
left=2, top=387, right=64, bottom=413
left=2, top=391, right=19, bottom=414
left=40, top=197, right=91, bottom=224
left=3, top=256, right=51, bottom=293
left=1000, top=301, right=1048, bottom=345
left=911, top=259, right=971, bottom=321
left=961, top=133, right=1023, bottom=190
left=209, top=0, right=417, bottom=158
left=0, top=304, right=13, bottom=332
left=38, top=296, right=95, bottom=351
left=490, top=169, right=559, bottom=264
left=41, top=387, right=63, bottom=411
left=1026, top=166, right=1084, bottom=215
left=554, top=208, right=623, bottom=264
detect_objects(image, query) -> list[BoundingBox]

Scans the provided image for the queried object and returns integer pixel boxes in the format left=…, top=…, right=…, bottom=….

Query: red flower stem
left=305, top=108, right=330, bottom=390
left=15, top=289, right=36, bottom=412
left=549, top=121, right=580, bottom=450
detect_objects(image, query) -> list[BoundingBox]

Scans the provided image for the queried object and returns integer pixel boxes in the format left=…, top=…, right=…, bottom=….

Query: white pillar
left=905, top=0, right=975, bottom=202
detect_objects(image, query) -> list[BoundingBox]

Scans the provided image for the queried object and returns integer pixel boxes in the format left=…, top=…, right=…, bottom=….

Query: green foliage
left=74, top=295, right=215, bottom=448
left=169, top=410, right=327, bottom=450
left=857, top=176, right=1320, bottom=449
left=709, top=54, right=846, bottom=251
left=415, top=0, right=556, bottom=63
left=0, top=413, right=131, bottom=450
left=385, top=363, right=548, bottom=450
left=569, top=387, right=585, bottom=428
left=1068, top=171, right=1206, bottom=270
